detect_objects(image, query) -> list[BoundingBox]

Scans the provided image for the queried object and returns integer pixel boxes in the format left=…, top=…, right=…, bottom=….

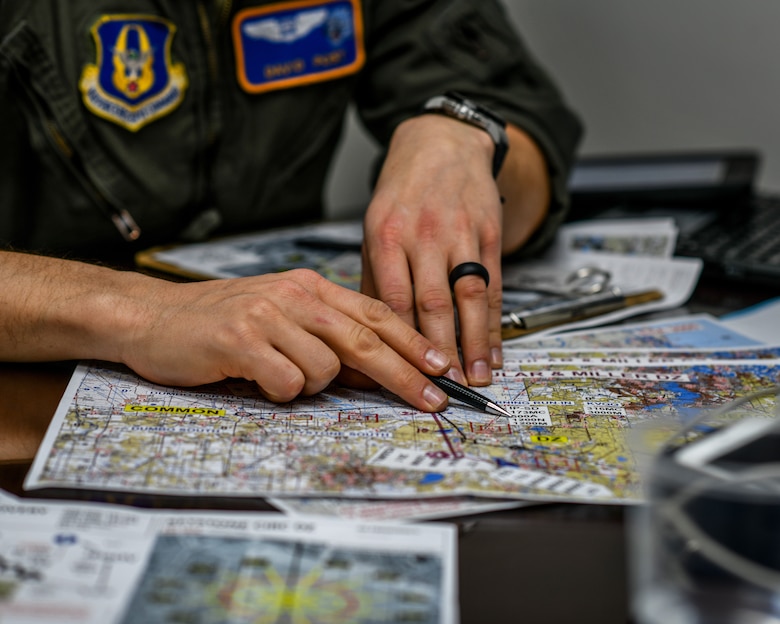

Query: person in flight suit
left=0, top=0, right=581, bottom=411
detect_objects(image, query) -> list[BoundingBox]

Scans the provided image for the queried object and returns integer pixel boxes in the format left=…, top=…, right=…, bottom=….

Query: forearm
left=0, top=251, right=452, bottom=411
left=0, top=251, right=151, bottom=363
left=498, top=123, right=552, bottom=256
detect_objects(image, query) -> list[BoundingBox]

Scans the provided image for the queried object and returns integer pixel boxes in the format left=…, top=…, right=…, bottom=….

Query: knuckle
left=304, top=354, right=341, bottom=395
left=263, top=371, right=305, bottom=403
left=286, top=267, right=322, bottom=284
left=372, top=220, right=405, bottom=249
left=488, top=326, right=503, bottom=345
left=467, top=333, right=490, bottom=351
left=417, top=289, right=453, bottom=315
left=348, top=324, right=385, bottom=358
left=319, top=352, right=342, bottom=382
left=246, top=295, right=283, bottom=319
left=216, top=302, right=279, bottom=351
left=219, top=326, right=254, bottom=355
left=480, top=223, right=501, bottom=250
left=457, top=278, right=488, bottom=300
left=272, top=275, right=313, bottom=301
left=487, top=288, right=503, bottom=309
left=385, top=293, right=414, bottom=316
left=416, top=214, right=442, bottom=243
left=393, top=363, right=424, bottom=392
left=360, top=296, right=397, bottom=325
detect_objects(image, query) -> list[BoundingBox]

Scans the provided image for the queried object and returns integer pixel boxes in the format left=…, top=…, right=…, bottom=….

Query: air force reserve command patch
left=79, top=15, right=188, bottom=132
left=233, top=0, right=365, bottom=94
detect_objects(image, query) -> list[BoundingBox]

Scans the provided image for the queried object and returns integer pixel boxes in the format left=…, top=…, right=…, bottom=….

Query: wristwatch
left=420, top=91, right=509, bottom=178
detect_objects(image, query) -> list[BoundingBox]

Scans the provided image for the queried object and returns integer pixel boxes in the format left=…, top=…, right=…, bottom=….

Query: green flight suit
left=0, top=0, right=582, bottom=261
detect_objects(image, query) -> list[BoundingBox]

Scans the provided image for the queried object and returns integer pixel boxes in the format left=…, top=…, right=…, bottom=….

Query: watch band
left=420, top=91, right=509, bottom=177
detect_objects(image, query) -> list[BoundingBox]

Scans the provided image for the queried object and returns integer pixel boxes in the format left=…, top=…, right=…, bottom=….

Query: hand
left=120, top=269, right=452, bottom=410
left=0, top=252, right=452, bottom=412
left=362, top=114, right=505, bottom=386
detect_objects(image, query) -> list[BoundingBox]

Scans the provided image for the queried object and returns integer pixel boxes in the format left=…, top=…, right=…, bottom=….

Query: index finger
left=314, top=279, right=453, bottom=412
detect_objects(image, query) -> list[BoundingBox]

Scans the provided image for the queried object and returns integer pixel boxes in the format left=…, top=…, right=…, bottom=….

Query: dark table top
left=2, top=274, right=778, bottom=624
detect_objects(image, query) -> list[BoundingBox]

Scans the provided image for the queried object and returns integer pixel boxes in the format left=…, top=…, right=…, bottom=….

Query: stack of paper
left=502, top=218, right=703, bottom=337
left=0, top=492, right=457, bottom=624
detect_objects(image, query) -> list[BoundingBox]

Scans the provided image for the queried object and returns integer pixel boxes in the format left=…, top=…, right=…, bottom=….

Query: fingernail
left=445, top=367, right=467, bottom=385
left=424, top=348, right=449, bottom=370
left=469, top=359, right=490, bottom=384
left=423, top=384, right=447, bottom=408
left=491, top=347, right=503, bottom=368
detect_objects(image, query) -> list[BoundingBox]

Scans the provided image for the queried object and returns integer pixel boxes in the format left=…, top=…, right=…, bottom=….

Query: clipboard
left=135, top=244, right=217, bottom=281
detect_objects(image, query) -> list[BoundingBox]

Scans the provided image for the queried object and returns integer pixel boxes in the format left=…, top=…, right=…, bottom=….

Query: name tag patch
left=233, top=0, right=365, bottom=93
left=79, top=15, right=188, bottom=131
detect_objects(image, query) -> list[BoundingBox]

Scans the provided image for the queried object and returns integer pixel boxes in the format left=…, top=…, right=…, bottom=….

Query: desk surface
left=2, top=274, right=778, bottom=624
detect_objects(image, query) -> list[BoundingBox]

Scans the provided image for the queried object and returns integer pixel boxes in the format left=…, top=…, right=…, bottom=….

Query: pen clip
left=505, top=288, right=623, bottom=324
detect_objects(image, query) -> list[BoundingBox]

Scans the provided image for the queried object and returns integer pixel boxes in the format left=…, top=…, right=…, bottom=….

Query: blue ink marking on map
left=54, top=534, right=78, bottom=545
left=419, top=473, right=444, bottom=485
left=496, top=458, right=519, bottom=468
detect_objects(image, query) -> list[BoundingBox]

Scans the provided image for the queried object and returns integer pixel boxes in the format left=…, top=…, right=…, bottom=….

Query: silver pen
left=502, top=289, right=664, bottom=331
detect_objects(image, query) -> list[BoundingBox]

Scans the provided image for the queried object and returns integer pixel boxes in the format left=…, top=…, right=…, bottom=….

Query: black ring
left=448, top=262, right=490, bottom=290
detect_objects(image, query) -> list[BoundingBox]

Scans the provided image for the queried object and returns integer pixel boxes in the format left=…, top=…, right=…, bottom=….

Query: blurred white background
left=326, top=0, right=780, bottom=218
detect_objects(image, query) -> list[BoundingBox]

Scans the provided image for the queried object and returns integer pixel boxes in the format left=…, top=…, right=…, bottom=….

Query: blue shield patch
left=79, top=15, right=188, bottom=131
left=233, top=0, right=365, bottom=93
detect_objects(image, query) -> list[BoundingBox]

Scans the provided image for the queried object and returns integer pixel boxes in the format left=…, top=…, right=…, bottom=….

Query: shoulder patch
left=233, top=0, right=365, bottom=94
left=79, top=15, right=188, bottom=132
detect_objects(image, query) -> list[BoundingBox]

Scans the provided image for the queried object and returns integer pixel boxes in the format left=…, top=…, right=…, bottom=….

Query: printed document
left=0, top=495, right=457, bottom=624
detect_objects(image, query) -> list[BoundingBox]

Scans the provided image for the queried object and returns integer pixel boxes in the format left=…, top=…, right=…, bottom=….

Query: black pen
left=425, top=375, right=513, bottom=418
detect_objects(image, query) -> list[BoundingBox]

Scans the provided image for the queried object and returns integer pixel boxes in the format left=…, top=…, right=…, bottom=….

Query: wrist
left=498, top=124, right=551, bottom=254
left=62, top=265, right=162, bottom=364
left=392, top=114, right=496, bottom=178
left=418, top=92, right=509, bottom=177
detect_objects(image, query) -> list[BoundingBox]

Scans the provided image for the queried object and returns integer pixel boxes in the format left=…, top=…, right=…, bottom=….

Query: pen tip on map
left=487, top=402, right=513, bottom=418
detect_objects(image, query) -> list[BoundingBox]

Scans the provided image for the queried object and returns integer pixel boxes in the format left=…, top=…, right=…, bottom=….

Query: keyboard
left=675, top=195, right=780, bottom=283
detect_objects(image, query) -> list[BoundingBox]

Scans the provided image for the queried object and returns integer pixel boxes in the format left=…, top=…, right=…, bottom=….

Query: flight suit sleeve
left=353, top=0, right=584, bottom=258
left=0, top=29, right=36, bottom=248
